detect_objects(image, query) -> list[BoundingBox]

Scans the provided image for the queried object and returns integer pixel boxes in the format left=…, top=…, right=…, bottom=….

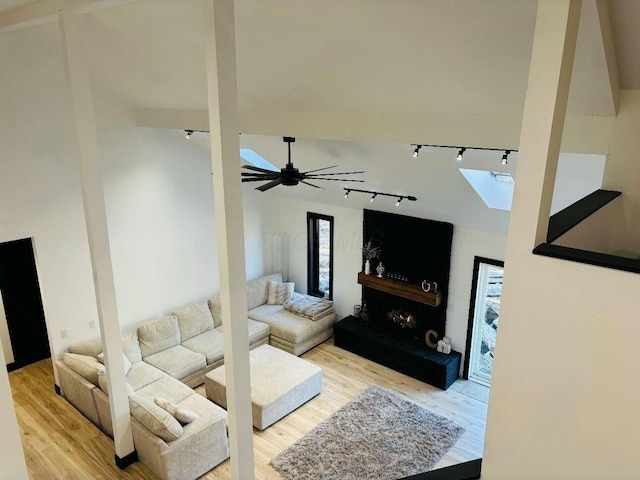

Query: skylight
left=240, top=148, right=278, bottom=172
left=459, top=168, right=514, bottom=211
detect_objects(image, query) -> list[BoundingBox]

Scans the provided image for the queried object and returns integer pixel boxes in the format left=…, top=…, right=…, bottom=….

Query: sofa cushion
left=155, top=397, right=198, bottom=425
left=61, top=353, right=104, bottom=386
left=143, top=345, right=206, bottom=380
left=97, top=351, right=132, bottom=375
left=267, top=281, right=295, bottom=305
left=121, top=332, right=143, bottom=363
left=68, top=339, right=103, bottom=359
left=173, top=302, right=215, bottom=342
left=208, top=297, right=223, bottom=328
left=97, top=370, right=136, bottom=396
left=137, top=315, right=181, bottom=358
left=126, top=361, right=166, bottom=391
left=129, top=394, right=183, bottom=442
left=135, top=375, right=194, bottom=404
left=247, top=272, right=282, bottom=310
left=181, top=329, right=224, bottom=365
left=214, top=319, right=270, bottom=346
left=248, top=304, right=336, bottom=344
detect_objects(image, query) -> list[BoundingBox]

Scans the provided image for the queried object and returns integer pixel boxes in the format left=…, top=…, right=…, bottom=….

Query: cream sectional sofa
left=56, top=272, right=335, bottom=479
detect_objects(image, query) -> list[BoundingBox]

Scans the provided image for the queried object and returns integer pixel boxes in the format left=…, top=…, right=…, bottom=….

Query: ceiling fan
left=241, top=136, right=365, bottom=192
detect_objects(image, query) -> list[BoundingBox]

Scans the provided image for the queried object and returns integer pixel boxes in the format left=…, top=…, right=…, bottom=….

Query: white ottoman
left=205, top=344, right=322, bottom=430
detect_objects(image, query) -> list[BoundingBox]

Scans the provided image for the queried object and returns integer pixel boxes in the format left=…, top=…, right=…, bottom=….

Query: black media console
left=334, top=315, right=461, bottom=390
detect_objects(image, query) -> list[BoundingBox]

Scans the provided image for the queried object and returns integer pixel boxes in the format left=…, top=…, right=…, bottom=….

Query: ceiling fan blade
left=302, top=165, right=338, bottom=174
left=242, top=177, right=278, bottom=182
left=304, top=177, right=365, bottom=182
left=304, top=171, right=365, bottom=176
left=242, top=165, right=280, bottom=174
left=241, top=172, right=278, bottom=177
left=256, top=178, right=283, bottom=192
left=301, top=180, right=324, bottom=189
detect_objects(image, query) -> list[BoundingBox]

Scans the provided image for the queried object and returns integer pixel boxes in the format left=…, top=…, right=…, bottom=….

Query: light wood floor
left=9, top=339, right=488, bottom=480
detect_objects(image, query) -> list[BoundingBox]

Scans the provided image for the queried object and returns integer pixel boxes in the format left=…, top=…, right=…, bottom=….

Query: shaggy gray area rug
left=270, top=385, right=465, bottom=480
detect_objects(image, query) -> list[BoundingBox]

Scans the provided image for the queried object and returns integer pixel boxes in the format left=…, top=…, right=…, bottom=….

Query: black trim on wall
left=400, top=458, right=482, bottom=480
left=463, top=257, right=504, bottom=379
left=547, top=189, right=621, bottom=243
left=533, top=243, right=640, bottom=274
left=54, top=384, right=62, bottom=396
left=115, top=451, right=138, bottom=470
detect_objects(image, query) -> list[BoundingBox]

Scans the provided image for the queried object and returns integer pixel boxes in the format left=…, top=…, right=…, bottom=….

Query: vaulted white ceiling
left=1, top=0, right=638, bottom=233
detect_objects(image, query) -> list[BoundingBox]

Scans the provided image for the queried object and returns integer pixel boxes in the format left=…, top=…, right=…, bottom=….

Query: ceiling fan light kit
left=241, top=136, right=366, bottom=192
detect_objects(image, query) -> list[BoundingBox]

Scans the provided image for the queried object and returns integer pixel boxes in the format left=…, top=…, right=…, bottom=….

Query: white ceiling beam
left=0, top=0, right=134, bottom=34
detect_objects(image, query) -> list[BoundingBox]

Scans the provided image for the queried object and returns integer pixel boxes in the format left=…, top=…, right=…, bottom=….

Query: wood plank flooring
left=9, top=339, right=488, bottom=480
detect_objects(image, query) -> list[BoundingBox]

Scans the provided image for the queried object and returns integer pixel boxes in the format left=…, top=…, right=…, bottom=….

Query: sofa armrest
left=56, top=360, right=102, bottom=429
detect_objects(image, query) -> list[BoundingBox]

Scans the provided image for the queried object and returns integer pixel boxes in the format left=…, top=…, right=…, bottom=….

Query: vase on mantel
left=364, top=260, right=371, bottom=275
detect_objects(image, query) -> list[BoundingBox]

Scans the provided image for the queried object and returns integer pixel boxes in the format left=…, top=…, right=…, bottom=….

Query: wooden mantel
left=357, top=272, right=442, bottom=307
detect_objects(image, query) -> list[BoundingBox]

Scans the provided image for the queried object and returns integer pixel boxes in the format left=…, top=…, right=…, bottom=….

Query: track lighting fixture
left=344, top=188, right=417, bottom=205
left=410, top=144, right=517, bottom=164
left=185, top=130, right=193, bottom=139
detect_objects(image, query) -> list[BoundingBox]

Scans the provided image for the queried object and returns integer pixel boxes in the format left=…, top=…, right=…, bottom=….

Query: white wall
left=551, top=153, right=606, bottom=214
left=0, top=291, right=14, bottom=365
left=602, top=90, right=640, bottom=257
left=447, top=227, right=507, bottom=364
left=274, top=197, right=363, bottom=321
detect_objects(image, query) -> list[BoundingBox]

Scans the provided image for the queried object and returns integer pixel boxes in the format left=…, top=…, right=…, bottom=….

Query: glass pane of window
left=318, top=219, right=331, bottom=294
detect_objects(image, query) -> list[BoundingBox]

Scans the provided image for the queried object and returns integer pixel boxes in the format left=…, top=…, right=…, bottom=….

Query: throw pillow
left=154, top=397, right=199, bottom=425
left=129, top=395, right=183, bottom=442
left=97, top=351, right=132, bottom=375
left=61, top=352, right=105, bottom=386
left=267, top=281, right=295, bottom=305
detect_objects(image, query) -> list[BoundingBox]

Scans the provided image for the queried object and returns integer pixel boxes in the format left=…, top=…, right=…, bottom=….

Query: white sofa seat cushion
left=143, top=345, right=206, bottom=380
left=181, top=329, right=224, bottom=365
left=248, top=304, right=336, bottom=344
left=173, top=303, right=215, bottom=342
left=214, top=319, right=270, bottom=346
left=138, top=315, right=181, bottom=358
left=135, top=375, right=194, bottom=404
left=126, top=360, right=166, bottom=391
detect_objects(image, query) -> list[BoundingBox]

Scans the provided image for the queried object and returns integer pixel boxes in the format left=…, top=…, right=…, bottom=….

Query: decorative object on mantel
left=362, top=240, right=380, bottom=275
left=421, top=279, right=439, bottom=293
left=376, top=262, right=385, bottom=278
left=437, top=336, right=452, bottom=354
left=344, top=188, right=417, bottom=206
left=425, top=329, right=439, bottom=348
left=386, top=272, right=409, bottom=282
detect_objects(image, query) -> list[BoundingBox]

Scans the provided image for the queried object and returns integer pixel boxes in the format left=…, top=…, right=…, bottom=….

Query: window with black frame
left=307, top=212, right=333, bottom=299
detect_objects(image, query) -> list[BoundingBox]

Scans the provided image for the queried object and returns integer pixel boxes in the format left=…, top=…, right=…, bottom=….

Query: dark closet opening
left=0, top=238, right=50, bottom=371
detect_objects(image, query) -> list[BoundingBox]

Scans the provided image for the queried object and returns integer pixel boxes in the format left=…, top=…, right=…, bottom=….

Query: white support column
left=0, top=346, right=28, bottom=480
left=58, top=12, right=135, bottom=464
left=509, top=0, right=582, bottom=248
left=202, top=2, right=255, bottom=480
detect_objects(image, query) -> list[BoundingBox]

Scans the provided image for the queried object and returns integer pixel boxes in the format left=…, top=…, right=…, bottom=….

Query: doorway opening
left=463, top=256, right=504, bottom=387
left=0, top=238, right=50, bottom=371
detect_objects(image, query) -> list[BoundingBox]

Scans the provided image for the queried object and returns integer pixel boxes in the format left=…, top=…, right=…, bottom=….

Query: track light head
left=344, top=190, right=350, bottom=198
left=456, top=147, right=466, bottom=162
left=396, top=197, right=402, bottom=206
left=185, top=130, right=193, bottom=139
left=501, top=150, right=511, bottom=165
left=412, top=145, right=421, bottom=158
left=370, top=194, right=377, bottom=202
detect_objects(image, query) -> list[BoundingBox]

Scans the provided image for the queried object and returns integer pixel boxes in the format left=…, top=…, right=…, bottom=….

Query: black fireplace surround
left=334, top=209, right=460, bottom=390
